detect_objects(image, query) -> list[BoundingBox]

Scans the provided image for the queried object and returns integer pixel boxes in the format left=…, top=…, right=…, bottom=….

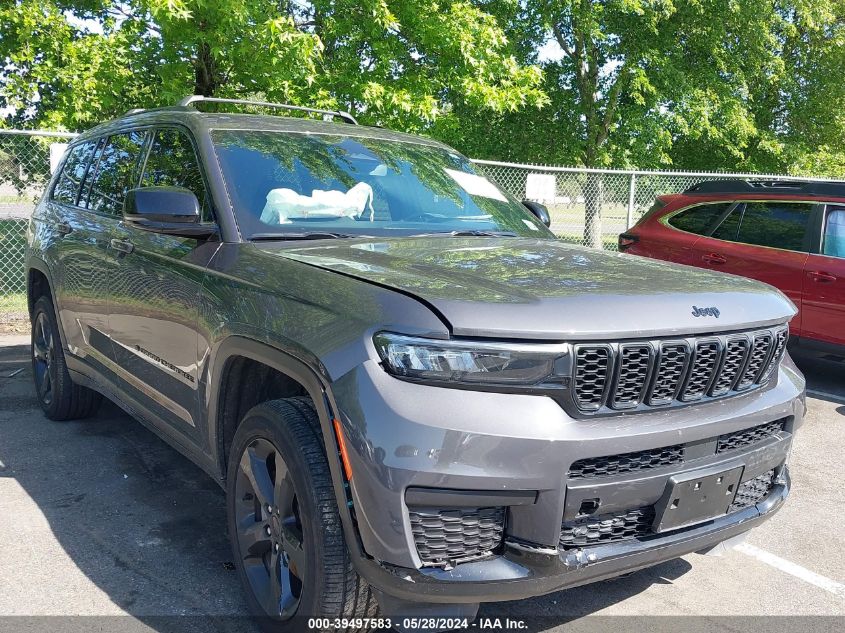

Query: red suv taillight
left=618, top=233, right=639, bottom=251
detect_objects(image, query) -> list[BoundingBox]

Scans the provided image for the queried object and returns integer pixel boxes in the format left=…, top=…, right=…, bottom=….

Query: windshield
left=211, top=130, right=554, bottom=239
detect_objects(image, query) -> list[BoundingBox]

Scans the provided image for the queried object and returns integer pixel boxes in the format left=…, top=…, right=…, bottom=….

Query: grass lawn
left=0, top=293, right=26, bottom=311
left=0, top=292, right=28, bottom=333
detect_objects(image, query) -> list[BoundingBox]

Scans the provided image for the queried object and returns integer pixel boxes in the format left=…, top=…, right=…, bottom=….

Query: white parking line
left=736, top=542, right=845, bottom=595
left=806, top=389, right=845, bottom=404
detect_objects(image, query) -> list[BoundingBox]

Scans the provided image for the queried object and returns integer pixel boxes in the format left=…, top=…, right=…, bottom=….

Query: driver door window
left=141, top=128, right=212, bottom=221
left=83, top=132, right=146, bottom=215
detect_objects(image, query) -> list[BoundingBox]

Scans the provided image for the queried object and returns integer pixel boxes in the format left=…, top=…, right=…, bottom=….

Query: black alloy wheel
left=234, top=437, right=305, bottom=619
left=32, top=310, right=56, bottom=406
left=226, top=398, right=378, bottom=629
left=30, top=295, right=101, bottom=420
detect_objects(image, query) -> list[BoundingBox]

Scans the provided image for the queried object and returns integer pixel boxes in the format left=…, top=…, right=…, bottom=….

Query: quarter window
left=52, top=142, right=98, bottom=205
left=84, top=132, right=146, bottom=215
left=667, top=202, right=732, bottom=235
left=711, top=205, right=742, bottom=241
left=141, top=129, right=211, bottom=219
left=823, top=208, right=845, bottom=258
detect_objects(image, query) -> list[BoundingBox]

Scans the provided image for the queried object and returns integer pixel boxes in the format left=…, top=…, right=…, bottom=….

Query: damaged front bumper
left=356, top=468, right=789, bottom=604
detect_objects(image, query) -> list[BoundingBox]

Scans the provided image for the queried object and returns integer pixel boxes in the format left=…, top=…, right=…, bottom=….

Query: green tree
left=437, top=0, right=845, bottom=247
left=0, top=0, right=547, bottom=131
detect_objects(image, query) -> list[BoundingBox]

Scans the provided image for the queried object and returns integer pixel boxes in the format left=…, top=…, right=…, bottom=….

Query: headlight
left=373, top=332, right=570, bottom=389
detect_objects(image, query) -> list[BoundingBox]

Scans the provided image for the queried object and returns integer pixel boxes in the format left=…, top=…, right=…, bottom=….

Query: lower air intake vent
left=717, top=420, right=785, bottom=453
left=568, top=445, right=684, bottom=479
left=559, top=507, right=655, bottom=549
left=729, top=470, right=776, bottom=512
left=409, top=507, right=505, bottom=566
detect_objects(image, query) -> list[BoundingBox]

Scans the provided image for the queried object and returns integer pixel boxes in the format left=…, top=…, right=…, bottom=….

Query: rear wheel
left=31, top=295, right=102, bottom=420
left=226, top=397, right=378, bottom=629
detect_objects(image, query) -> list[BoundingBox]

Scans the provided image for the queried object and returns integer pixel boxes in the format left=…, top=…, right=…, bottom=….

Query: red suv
left=620, top=180, right=845, bottom=355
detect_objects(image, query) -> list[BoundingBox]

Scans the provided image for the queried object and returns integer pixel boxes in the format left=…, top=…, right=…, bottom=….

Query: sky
left=537, top=38, right=565, bottom=63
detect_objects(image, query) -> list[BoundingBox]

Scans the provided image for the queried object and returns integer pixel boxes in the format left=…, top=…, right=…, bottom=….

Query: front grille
left=408, top=507, right=504, bottom=566
left=761, top=328, right=789, bottom=381
left=559, top=507, right=655, bottom=549
left=710, top=337, right=749, bottom=396
left=572, top=326, right=787, bottom=414
left=729, top=470, right=776, bottom=512
left=569, top=445, right=684, bottom=479
left=648, top=343, right=689, bottom=405
left=611, top=345, right=652, bottom=408
left=682, top=340, right=721, bottom=400
left=736, top=333, right=773, bottom=390
left=717, top=420, right=785, bottom=453
left=573, top=346, right=611, bottom=410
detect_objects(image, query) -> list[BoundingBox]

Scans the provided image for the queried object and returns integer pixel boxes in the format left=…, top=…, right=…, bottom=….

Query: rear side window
left=667, top=202, right=732, bottom=235
left=52, top=142, right=97, bottom=205
left=733, top=201, right=813, bottom=252
left=84, top=131, right=147, bottom=215
left=141, top=128, right=211, bottom=219
left=823, top=208, right=845, bottom=258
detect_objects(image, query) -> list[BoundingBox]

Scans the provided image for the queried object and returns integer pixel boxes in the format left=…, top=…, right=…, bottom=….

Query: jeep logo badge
left=691, top=306, right=720, bottom=318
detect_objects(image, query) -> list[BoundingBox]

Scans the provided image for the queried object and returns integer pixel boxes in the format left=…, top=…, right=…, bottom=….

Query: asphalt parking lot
left=0, top=332, right=843, bottom=632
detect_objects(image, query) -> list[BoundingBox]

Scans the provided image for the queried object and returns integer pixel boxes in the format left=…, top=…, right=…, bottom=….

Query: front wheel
left=226, top=397, right=378, bottom=630
left=31, top=295, right=101, bottom=420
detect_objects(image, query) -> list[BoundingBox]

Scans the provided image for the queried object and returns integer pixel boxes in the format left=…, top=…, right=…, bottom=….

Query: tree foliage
left=435, top=0, right=845, bottom=179
left=0, top=0, right=547, bottom=131
left=2, top=0, right=845, bottom=184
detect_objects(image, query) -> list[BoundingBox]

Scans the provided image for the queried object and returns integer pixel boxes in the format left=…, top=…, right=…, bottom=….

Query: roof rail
left=684, top=179, right=845, bottom=197
left=177, top=95, right=358, bottom=125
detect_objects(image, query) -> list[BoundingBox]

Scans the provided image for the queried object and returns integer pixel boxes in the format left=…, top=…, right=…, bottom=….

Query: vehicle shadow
left=480, top=558, right=691, bottom=622
left=790, top=349, right=845, bottom=404
left=0, top=337, right=690, bottom=630
left=0, top=339, right=256, bottom=632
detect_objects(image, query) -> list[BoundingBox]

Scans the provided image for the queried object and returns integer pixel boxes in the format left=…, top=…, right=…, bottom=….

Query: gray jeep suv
left=26, top=96, right=805, bottom=628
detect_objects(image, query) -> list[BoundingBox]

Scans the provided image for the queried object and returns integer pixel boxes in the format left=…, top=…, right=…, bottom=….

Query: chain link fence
left=1, top=130, right=78, bottom=299
left=473, top=160, right=835, bottom=251
left=0, top=128, right=837, bottom=299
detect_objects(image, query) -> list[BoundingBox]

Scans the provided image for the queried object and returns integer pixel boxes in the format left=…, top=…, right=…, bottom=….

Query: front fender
left=203, top=334, right=370, bottom=561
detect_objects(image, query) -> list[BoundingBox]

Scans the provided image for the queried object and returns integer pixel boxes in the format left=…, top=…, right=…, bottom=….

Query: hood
left=258, top=237, right=796, bottom=340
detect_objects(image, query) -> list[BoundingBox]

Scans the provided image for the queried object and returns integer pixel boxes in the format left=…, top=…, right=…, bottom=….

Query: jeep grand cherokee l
left=26, top=96, right=805, bottom=628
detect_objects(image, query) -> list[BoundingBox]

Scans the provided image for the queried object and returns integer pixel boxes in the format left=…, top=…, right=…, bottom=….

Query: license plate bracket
left=653, top=465, right=744, bottom=533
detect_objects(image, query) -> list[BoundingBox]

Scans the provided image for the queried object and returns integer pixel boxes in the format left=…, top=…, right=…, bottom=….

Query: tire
left=226, top=397, right=378, bottom=630
left=31, top=295, right=102, bottom=421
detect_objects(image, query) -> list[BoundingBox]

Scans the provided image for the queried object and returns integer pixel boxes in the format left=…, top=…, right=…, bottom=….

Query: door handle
left=55, top=221, right=73, bottom=236
left=809, top=270, right=837, bottom=283
left=702, top=253, right=727, bottom=265
left=109, top=238, right=134, bottom=255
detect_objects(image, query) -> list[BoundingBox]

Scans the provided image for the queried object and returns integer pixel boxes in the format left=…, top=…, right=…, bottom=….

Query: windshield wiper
left=250, top=231, right=356, bottom=241
left=432, top=230, right=519, bottom=237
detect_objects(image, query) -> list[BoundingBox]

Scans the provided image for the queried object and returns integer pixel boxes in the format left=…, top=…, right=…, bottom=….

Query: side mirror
left=522, top=199, right=551, bottom=228
left=124, top=186, right=215, bottom=238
